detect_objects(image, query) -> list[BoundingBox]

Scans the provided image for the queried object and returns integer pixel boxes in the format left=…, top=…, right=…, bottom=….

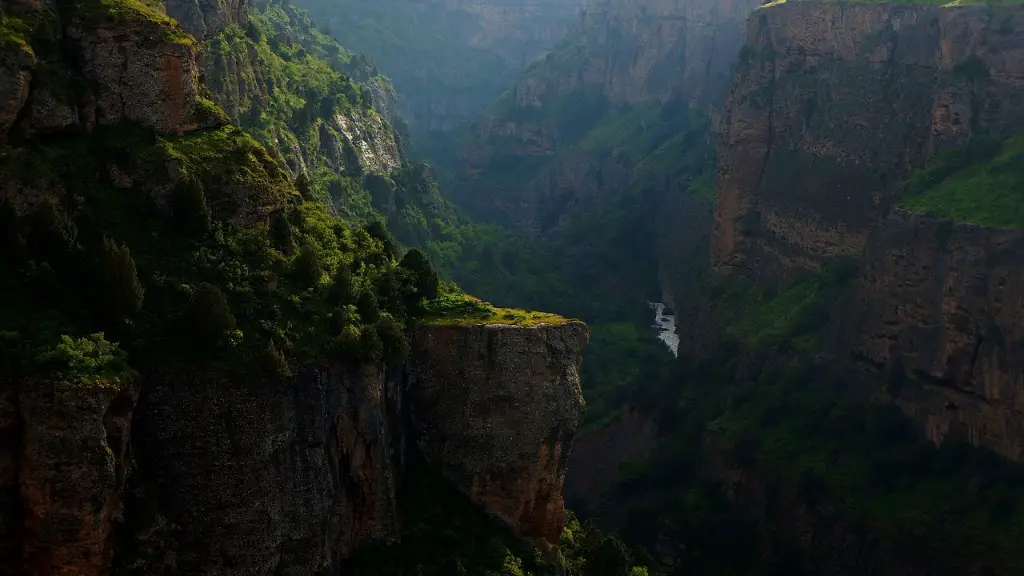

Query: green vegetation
left=422, top=282, right=571, bottom=327
left=204, top=0, right=388, bottom=219
left=901, top=134, right=1024, bottom=228
left=0, top=123, right=441, bottom=385
left=712, top=259, right=859, bottom=351
left=32, top=333, right=135, bottom=387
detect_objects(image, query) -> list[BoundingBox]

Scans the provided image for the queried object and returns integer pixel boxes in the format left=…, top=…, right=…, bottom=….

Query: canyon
left=6, top=0, right=1024, bottom=573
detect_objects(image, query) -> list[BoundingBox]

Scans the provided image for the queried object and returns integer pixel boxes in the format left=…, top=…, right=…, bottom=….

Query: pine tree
left=399, top=248, right=440, bottom=301
left=262, top=340, right=291, bottom=382
left=270, top=212, right=295, bottom=255
left=173, top=179, right=212, bottom=236
left=356, top=290, right=380, bottom=324
left=362, top=220, right=397, bottom=261
left=181, top=283, right=236, bottom=353
left=100, top=237, right=145, bottom=322
left=293, top=244, right=322, bottom=286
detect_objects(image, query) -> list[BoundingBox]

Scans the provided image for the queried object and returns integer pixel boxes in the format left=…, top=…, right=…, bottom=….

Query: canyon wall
left=710, top=1, right=1024, bottom=461
left=293, top=0, right=585, bottom=138
left=713, top=1, right=1024, bottom=285
left=0, top=322, right=587, bottom=574
left=452, top=0, right=760, bottom=233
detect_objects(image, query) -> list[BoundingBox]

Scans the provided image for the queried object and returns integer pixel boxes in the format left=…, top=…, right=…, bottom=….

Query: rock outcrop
left=713, top=1, right=1024, bottom=285
left=406, top=322, right=587, bottom=543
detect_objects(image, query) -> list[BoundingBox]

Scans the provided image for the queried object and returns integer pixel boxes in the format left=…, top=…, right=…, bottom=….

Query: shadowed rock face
left=3, top=380, right=135, bottom=576
left=849, top=210, right=1024, bottom=462
left=406, top=322, right=587, bottom=544
left=0, top=322, right=587, bottom=575
left=113, top=364, right=404, bottom=574
left=511, top=0, right=762, bottom=113
left=710, top=1, right=1024, bottom=461
left=713, top=2, right=1024, bottom=286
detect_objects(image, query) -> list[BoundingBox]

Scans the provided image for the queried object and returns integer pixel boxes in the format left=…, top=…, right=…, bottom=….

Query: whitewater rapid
left=649, top=302, right=679, bottom=358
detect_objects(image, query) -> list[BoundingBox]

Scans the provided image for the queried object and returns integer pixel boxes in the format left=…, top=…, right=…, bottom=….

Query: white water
left=649, top=302, right=679, bottom=358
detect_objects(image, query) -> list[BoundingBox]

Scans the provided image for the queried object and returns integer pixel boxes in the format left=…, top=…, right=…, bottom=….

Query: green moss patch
left=901, top=134, right=1024, bottom=229
left=421, top=282, right=572, bottom=327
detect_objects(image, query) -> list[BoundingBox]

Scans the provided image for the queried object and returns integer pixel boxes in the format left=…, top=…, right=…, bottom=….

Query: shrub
left=358, top=323, right=383, bottom=363
left=293, top=244, right=322, bottom=286
left=172, top=178, right=212, bottom=236
left=270, top=212, right=295, bottom=255
left=34, top=333, right=133, bottom=386
left=357, top=290, right=380, bottom=324
left=362, top=220, right=398, bottom=261
left=399, top=247, right=440, bottom=302
left=334, top=324, right=361, bottom=360
left=374, top=314, right=408, bottom=363
left=331, top=265, right=354, bottom=302
left=294, top=172, right=312, bottom=198
left=99, top=236, right=145, bottom=321
left=180, top=283, right=237, bottom=353
left=262, top=339, right=291, bottom=382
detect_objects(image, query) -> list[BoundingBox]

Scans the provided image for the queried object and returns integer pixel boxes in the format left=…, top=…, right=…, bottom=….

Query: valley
left=3, top=0, right=1024, bottom=573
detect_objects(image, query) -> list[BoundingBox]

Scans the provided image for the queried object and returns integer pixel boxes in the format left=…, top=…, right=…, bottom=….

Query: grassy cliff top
left=421, top=283, right=573, bottom=327
left=900, top=134, right=1024, bottom=229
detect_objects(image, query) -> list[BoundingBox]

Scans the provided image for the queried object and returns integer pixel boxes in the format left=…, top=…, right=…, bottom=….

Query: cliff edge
left=407, top=322, right=587, bottom=543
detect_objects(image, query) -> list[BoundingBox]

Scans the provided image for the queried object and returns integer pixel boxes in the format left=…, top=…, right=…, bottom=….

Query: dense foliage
left=0, top=124, right=439, bottom=386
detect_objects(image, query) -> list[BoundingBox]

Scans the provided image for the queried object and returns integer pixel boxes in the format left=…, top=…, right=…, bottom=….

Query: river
left=649, top=302, right=679, bottom=358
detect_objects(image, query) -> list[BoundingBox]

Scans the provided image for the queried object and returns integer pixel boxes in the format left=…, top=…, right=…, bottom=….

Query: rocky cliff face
left=0, top=323, right=586, bottom=574
left=0, top=0, right=225, bottom=146
left=710, top=1, right=1024, bottom=461
left=850, top=210, right=1024, bottom=462
left=294, top=0, right=584, bottom=140
left=512, top=0, right=761, bottom=113
left=406, top=322, right=587, bottom=544
left=712, top=1, right=1024, bottom=285
left=198, top=2, right=402, bottom=182
left=452, top=0, right=757, bottom=232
